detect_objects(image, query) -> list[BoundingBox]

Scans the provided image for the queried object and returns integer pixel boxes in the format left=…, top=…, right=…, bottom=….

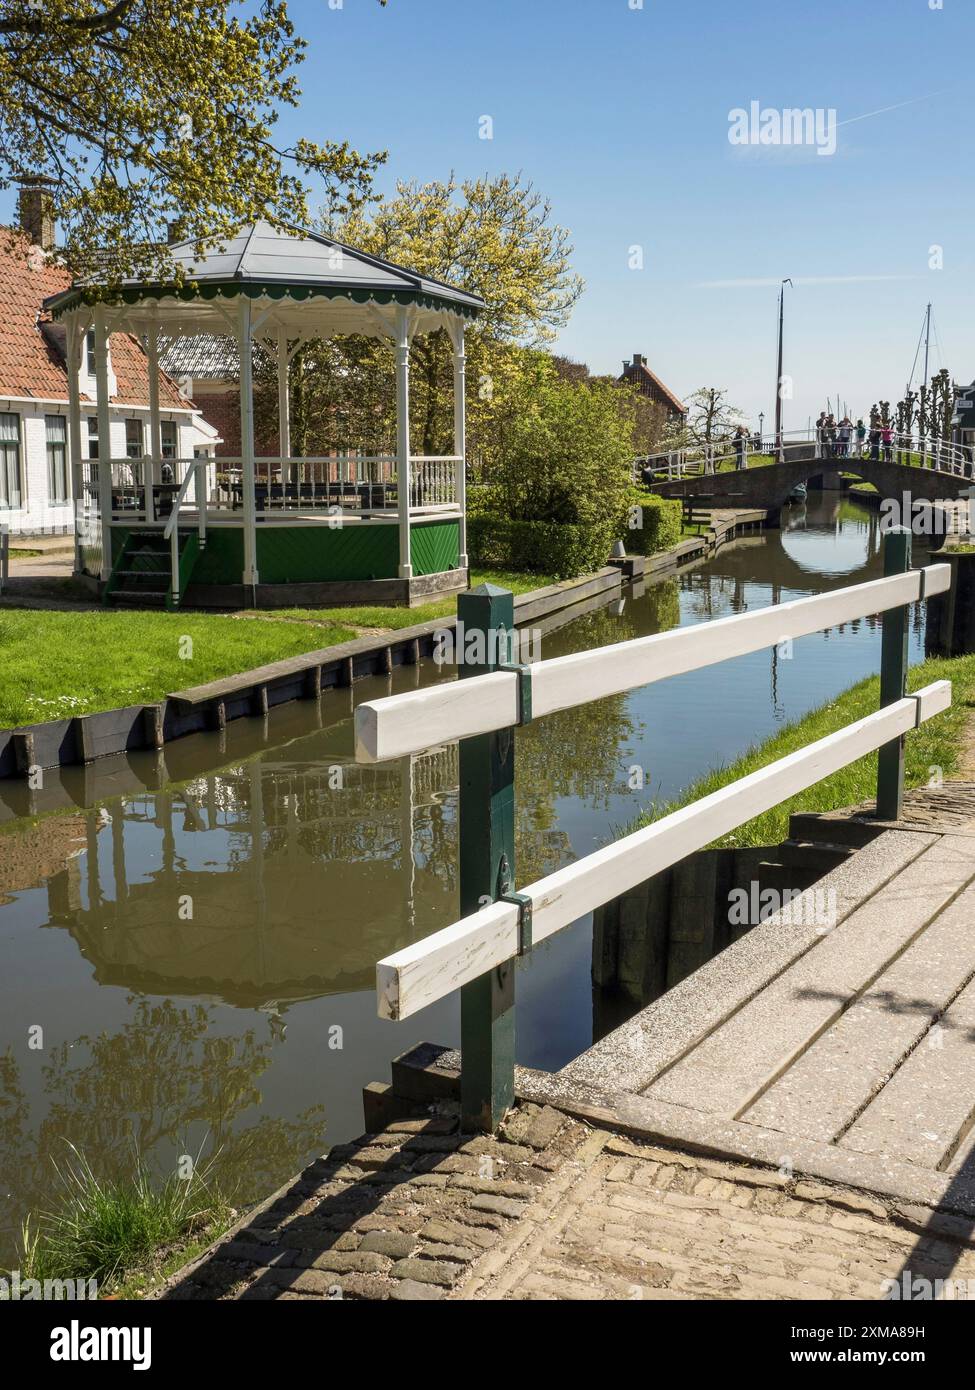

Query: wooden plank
left=741, top=870, right=975, bottom=1143
left=561, top=829, right=936, bottom=1096
left=646, top=832, right=975, bottom=1120
left=376, top=684, right=951, bottom=1020
left=840, top=968, right=975, bottom=1170
left=356, top=566, right=950, bottom=764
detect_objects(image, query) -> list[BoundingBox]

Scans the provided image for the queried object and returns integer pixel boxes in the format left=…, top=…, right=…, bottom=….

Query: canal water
left=0, top=495, right=934, bottom=1259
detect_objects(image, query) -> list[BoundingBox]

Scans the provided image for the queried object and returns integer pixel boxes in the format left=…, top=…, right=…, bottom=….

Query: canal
left=0, top=495, right=934, bottom=1259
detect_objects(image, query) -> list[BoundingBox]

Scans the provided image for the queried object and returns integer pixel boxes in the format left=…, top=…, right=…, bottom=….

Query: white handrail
left=376, top=681, right=951, bottom=1020
left=163, top=458, right=206, bottom=606
left=354, top=565, right=951, bottom=764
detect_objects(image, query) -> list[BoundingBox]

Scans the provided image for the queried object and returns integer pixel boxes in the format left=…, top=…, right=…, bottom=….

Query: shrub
left=490, top=376, right=634, bottom=532
left=468, top=515, right=616, bottom=579
left=622, top=491, right=682, bottom=556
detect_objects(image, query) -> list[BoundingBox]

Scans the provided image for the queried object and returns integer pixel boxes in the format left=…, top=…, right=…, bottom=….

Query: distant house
left=952, top=381, right=975, bottom=460
left=618, top=353, right=686, bottom=423
left=0, top=180, right=218, bottom=536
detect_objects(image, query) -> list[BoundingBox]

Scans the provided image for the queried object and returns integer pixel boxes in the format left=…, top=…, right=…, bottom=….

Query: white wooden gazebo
left=45, top=221, right=484, bottom=608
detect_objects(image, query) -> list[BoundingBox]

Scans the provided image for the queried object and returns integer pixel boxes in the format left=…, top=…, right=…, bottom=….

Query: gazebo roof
left=44, top=220, right=485, bottom=331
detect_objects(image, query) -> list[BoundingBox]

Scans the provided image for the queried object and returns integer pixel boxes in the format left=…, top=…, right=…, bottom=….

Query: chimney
left=632, top=353, right=644, bottom=368
left=166, top=221, right=183, bottom=245
left=17, top=175, right=57, bottom=252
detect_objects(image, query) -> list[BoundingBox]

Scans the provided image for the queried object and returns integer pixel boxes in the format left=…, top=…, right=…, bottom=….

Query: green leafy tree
left=489, top=369, right=635, bottom=532
left=0, top=0, right=387, bottom=282
left=296, top=173, right=584, bottom=463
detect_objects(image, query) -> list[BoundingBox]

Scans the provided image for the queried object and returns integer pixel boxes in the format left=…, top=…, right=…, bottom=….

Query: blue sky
left=279, top=0, right=973, bottom=428
left=7, top=0, right=972, bottom=429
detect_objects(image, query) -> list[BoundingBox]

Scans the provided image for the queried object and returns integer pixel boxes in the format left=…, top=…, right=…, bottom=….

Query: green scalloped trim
left=49, top=280, right=481, bottom=321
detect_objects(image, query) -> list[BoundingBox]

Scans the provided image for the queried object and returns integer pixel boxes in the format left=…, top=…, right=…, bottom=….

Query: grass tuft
left=16, top=1143, right=231, bottom=1292
left=626, top=652, right=975, bottom=849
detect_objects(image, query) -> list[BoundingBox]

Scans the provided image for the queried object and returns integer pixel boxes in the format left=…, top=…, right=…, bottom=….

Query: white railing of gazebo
left=104, top=450, right=461, bottom=519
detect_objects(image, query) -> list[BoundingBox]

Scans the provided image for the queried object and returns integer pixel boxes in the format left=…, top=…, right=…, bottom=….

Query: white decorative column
left=238, top=297, right=259, bottom=590
left=65, top=318, right=84, bottom=575
left=93, top=305, right=113, bottom=581
left=452, top=323, right=468, bottom=571
left=276, top=331, right=292, bottom=483
left=395, top=305, right=412, bottom=581
left=146, top=319, right=161, bottom=525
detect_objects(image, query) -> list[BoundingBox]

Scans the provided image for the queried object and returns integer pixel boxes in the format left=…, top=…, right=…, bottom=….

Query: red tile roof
left=0, top=227, right=191, bottom=409
left=620, top=356, right=686, bottom=416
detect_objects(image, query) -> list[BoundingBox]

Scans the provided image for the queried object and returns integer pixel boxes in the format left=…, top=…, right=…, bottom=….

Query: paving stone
left=358, top=1231, right=415, bottom=1259
left=296, top=1250, right=390, bottom=1274
left=388, top=1279, right=445, bottom=1301
left=469, top=1194, right=529, bottom=1219
left=389, top=1257, right=461, bottom=1286
left=419, top=1241, right=475, bottom=1263
left=524, top=1106, right=565, bottom=1150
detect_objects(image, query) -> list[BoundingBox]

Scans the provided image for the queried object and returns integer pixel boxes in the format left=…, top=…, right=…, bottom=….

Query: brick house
left=0, top=184, right=218, bottom=537
left=619, top=353, right=686, bottom=423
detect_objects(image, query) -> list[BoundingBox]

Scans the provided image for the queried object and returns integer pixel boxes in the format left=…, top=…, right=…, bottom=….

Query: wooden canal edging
left=0, top=567, right=623, bottom=781
left=355, top=528, right=952, bottom=1133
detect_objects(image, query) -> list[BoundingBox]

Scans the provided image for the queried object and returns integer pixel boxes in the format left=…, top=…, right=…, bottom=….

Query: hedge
left=623, top=493, right=682, bottom=556
left=468, top=515, right=616, bottom=580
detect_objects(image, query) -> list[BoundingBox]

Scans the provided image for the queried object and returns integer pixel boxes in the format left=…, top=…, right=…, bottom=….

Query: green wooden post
left=457, top=582, right=517, bottom=1132
left=877, top=526, right=912, bottom=820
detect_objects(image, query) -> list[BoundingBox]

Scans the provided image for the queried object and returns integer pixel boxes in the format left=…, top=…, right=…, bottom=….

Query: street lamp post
left=774, top=278, right=792, bottom=464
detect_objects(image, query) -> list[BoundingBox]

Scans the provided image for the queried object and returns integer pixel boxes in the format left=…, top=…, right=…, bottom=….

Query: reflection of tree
left=0, top=1001, right=325, bottom=1268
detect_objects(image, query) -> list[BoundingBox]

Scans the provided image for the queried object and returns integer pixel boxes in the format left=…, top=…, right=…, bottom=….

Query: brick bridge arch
left=651, top=452, right=973, bottom=515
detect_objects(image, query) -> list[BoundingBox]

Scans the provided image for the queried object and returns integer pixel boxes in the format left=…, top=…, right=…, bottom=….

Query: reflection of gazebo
left=46, top=746, right=458, bottom=1009
left=44, top=221, right=484, bottom=609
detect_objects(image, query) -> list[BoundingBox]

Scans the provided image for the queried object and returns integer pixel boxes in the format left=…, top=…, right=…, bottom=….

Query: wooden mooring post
left=458, top=583, right=519, bottom=1132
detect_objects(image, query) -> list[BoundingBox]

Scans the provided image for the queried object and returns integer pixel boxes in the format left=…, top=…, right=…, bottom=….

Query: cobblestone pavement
left=160, top=1103, right=975, bottom=1301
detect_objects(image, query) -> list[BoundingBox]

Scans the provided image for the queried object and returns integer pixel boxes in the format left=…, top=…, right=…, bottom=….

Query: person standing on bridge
left=856, top=418, right=867, bottom=457
left=838, top=417, right=852, bottom=458
left=816, top=411, right=828, bottom=458
left=733, top=425, right=749, bottom=468
left=882, top=421, right=894, bottom=462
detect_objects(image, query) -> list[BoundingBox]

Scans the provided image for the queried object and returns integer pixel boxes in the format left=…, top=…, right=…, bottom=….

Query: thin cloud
left=837, top=90, right=951, bottom=128
left=694, top=274, right=922, bottom=289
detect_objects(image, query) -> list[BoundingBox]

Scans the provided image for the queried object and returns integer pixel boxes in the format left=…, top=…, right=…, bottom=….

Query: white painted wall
left=0, top=397, right=214, bottom=536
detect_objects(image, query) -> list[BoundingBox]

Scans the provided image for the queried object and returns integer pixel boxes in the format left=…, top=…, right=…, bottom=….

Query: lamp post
left=759, top=411, right=765, bottom=448
left=774, top=278, right=792, bottom=463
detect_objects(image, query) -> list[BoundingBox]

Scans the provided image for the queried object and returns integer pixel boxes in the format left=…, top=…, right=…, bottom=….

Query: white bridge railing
left=640, top=429, right=975, bottom=483
left=354, top=534, right=952, bottom=1131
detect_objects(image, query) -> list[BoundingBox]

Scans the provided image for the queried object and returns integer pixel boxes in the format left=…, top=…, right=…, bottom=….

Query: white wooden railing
left=354, top=542, right=952, bottom=1129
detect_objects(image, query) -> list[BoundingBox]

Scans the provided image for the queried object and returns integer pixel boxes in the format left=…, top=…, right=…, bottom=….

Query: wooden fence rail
left=354, top=528, right=952, bottom=1131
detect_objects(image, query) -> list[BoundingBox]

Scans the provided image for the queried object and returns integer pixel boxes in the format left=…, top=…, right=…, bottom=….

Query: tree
left=0, top=0, right=387, bottom=283
left=489, top=369, right=634, bottom=533
left=684, top=386, right=745, bottom=446
left=321, top=173, right=584, bottom=462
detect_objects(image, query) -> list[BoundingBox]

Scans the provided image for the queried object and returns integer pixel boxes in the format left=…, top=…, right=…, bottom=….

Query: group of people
left=816, top=411, right=894, bottom=463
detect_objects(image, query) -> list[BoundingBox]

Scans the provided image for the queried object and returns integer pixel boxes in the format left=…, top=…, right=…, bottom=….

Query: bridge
left=160, top=543, right=975, bottom=1302
left=643, top=433, right=974, bottom=517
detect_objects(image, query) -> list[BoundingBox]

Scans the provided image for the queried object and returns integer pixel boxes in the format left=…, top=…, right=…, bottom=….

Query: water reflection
left=0, top=495, right=937, bottom=1263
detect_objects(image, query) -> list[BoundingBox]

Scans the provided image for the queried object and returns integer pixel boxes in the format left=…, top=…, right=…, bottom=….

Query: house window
left=0, top=412, right=22, bottom=509
left=125, top=418, right=144, bottom=459
left=87, top=416, right=99, bottom=460
left=45, top=415, right=68, bottom=503
left=160, top=420, right=178, bottom=459
left=85, top=328, right=96, bottom=376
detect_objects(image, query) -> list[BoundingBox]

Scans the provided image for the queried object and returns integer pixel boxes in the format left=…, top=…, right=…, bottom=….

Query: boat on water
left=787, top=481, right=808, bottom=503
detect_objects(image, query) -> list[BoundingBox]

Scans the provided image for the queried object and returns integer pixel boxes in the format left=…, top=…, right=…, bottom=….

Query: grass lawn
left=0, top=569, right=556, bottom=727
left=627, top=651, right=975, bottom=850
left=0, top=609, right=356, bottom=727
left=242, top=568, right=557, bottom=632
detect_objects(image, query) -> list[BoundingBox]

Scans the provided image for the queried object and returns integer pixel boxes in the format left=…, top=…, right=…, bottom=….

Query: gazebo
left=44, top=221, right=484, bottom=608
